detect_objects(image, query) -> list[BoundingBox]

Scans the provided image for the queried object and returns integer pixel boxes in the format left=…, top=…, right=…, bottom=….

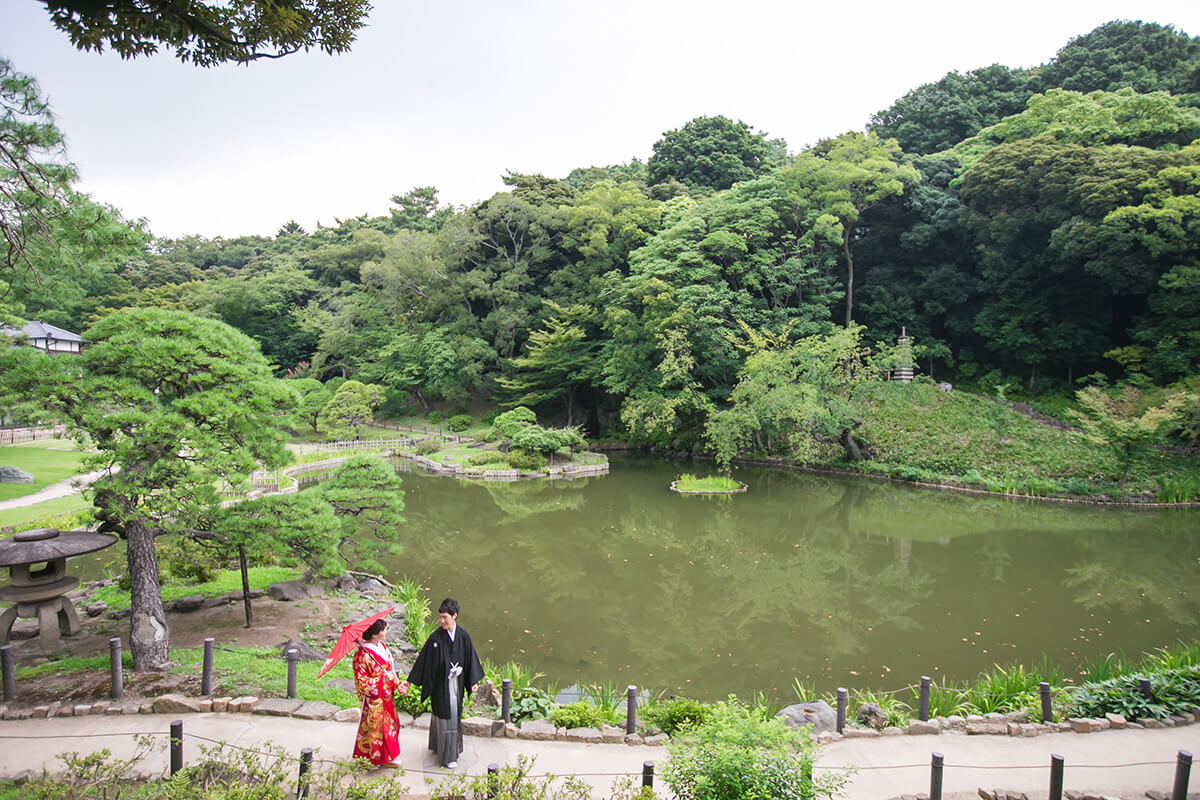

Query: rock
left=413, top=713, right=431, bottom=729
left=565, top=727, right=602, bottom=743
left=643, top=733, right=668, bottom=746
left=325, top=678, right=357, bottom=693
left=198, top=700, right=213, bottom=713
left=254, top=698, right=304, bottom=716
left=336, top=573, right=359, bottom=591
left=945, top=715, right=966, bottom=729
left=1, top=707, right=31, bottom=720
left=72, top=704, right=92, bottom=717
left=1006, top=722, right=1021, bottom=736
left=108, top=607, right=132, bottom=620
left=396, top=712, right=413, bottom=727
left=906, top=720, right=939, bottom=735
left=471, top=680, right=501, bottom=712
left=232, top=696, right=260, bottom=712
left=504, top=723, right=519, bottom=739
left=202, top=596, right=229, bottom=609
left=211, top=697, right=231, bottom=712
left=277, top=638, right=323, bottom=661
left=518, top=720, right=556, bottom=741
left=105, top=705, right=122, bottom=716
left=1160, top=716, right=1177, bottom=727
left=1004, top=710, right=1029, bottom=723
left=841, top=727, right=881, bottom=738
left=978, top=791, right=997, bottom=800
left=85, top=601, right=108, bottom=617
left=294, top=701, right=340, bottom=720
left=1068, top=718, right=1093, bottom=733
left=170, top=595, right=206, bottom=613
left=1136, top=717, right=1161, bottom=728
left=1104, top=713, right=1126, bottom=729
left=462, top=716, right=502, bottom=737
left=153, top=694, right=205, bottom=714
left=777, top=700, right=836, bottom=734
left=31, top=705, right=49, bottom=718
left=358, top=578, right=389, bottom=596
left=882, top=726, right=904, bottom=736
left=333, top=707, right=361, bottom=723
left=1170, top=715, right=1189, bottom=726
left=623, top=732, right=644, bottom=745
left=267, top=581, right=309, bottom=601
left=965, top=720, right=1008, bottom=735
left=555, top=726, right=567, bottom=741
left=121, top=704, right=140, bottom=715
left=600, top=724, right=625, bottom=743
left=0, top=467, right=34, bottom=483
left=856, top=701, right=888, bottom=730
left=1019, top=724, right=1040, bottom=737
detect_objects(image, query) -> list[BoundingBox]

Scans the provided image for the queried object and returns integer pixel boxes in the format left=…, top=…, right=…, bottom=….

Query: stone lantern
left=0, top=528, right=117, bottom=655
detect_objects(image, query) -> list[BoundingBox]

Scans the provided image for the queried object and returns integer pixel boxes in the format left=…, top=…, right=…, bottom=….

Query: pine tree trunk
left=840, top=428, right=866, bottom=461
left=843, top=230, right=855, bottom=328
left=126, top=519, right=170, bottom=671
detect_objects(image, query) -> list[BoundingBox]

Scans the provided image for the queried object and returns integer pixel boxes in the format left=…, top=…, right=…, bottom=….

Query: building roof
left=0, top=320, right=83, bottom=343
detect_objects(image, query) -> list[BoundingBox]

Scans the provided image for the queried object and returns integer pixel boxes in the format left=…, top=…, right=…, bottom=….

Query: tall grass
left=850, top=689, right=912, bottom=728
left=390, top=578, right=436, bottom=648
left=909, top=679, right=972, bottom=718
left=1076, top=652, right=1135, bottom=683
left=1156, top=471, right=1200, bottom=503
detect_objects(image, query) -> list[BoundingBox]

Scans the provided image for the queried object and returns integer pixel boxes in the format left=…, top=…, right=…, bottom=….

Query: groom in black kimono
left=404, top=597, right=484, bottom=768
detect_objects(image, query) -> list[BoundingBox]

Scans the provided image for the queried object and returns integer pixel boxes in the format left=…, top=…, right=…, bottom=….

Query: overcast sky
left=2, top=1, right=1198, bottom=239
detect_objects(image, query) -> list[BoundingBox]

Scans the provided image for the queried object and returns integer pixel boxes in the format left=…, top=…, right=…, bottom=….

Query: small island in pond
left=670, top=473, right=748, bottom=494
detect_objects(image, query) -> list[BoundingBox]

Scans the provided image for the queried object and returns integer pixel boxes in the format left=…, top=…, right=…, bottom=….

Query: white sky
left=2, top=1, right=1198, bottom=239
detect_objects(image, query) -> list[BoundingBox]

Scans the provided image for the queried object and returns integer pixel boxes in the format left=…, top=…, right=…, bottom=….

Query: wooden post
left=1174, top=750, right=1193, bottom=800
left=919, top=676, right=931, bottom=721
left=287, top=649, right=299, bottom=699
left=836, top=688, right=847, bottom=733
left=642, top=761, right=654, bottom=788
left=501, top=678, right=512, bottom=724
left=298, top=747, right=313, bottom=799
left=626, top=685, right=638, bottom=734
left=201, top=638, right=214, bottom=696
left=170, top=719, right=184, bottom=775
left=930, top=752, right=944, bottom=800
left=0, top=645, right=14, bottom=702
left=1049, top=754, right=1064, bottom=800
left=487, top=763, right=499, bottom=798
left=109, top=638, right=123, bottom=700
left=1139, top=677, right=1154, bottom=701
left=1040, top=682, right=1053, bottom=723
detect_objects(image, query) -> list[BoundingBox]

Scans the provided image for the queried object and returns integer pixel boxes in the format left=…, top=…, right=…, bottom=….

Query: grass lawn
left=0, top=440, right=86, bottom=501
left=0, top=493, right=93, bottom=530
left=90, top=566, right=303, bottom=610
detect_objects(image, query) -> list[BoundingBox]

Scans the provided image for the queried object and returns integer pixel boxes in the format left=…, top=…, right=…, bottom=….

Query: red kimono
left=352, top=643, right=401, bottom=765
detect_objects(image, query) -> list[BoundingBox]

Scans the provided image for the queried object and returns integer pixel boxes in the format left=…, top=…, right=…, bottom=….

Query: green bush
left=467, top=451, right=510, bottom=468
left=511, top=687, right=554, bottom=723
left=448, top=413, right=472, bottom=432
left=662, top=697, right=843, bottom=800
left=162, top=538, right=223, bottom=584
left=413, top=438, right=441, bottom=455
left=643, top=696, right=710, bottom=736
left=1069, top=665, right=1200, bottom=720
left=505, top=449, right=547, bottom=472
left=550, top=701, right=607, bottom=729
left=427, top=410, right=441, bottom=425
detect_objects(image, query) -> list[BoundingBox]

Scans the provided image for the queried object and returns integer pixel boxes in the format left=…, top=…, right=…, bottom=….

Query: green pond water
left=383, top=454, right=1200, bottom=702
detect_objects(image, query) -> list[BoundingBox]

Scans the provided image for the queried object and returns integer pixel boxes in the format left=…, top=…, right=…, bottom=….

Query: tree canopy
left=40, top=0, right=373, bottom=66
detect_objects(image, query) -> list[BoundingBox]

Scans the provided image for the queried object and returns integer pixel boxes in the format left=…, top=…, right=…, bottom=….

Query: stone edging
left=814, top=709, right=1198, bottom=744
left=5, top=697, right=1193, bottom=750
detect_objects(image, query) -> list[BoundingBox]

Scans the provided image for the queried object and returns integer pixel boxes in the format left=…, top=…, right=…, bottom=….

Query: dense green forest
left=5, top=20, right=1200, bottom=454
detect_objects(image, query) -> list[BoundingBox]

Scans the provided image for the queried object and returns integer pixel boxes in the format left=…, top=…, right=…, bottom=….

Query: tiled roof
left=0, top=320, right=83, bottom=342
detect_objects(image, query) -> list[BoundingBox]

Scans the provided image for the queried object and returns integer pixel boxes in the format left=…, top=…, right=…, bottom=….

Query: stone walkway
left=0, top=711, right=1196, bottom=798
left=0, top=469, right=107, bottom=512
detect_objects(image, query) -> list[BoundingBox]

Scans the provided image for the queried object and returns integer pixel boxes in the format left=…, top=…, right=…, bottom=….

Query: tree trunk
left=415, top=387, right=430, bottom=412
left=564, top=387, right=575, bottom=428
left=843, top=229, right=855, bottom=328
left=125, top=519, right=170, bottom=671
left=239, top=544, right=253, bottom=628
left=839, top=428, right=866, bottom=461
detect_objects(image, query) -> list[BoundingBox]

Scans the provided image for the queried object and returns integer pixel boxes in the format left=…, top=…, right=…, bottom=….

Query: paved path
left=0, top=469, right=106, bottom=511
left=0, top=714, right=1196, bottom=798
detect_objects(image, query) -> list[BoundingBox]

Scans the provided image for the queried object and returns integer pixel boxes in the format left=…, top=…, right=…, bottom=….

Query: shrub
left=413, top=438, right=441, bottom=455
left=662, top=697, right=843, bottom=800
left=447, top=413, right=472, bottom=432
left=1069, top=665, right=1200, bottom=720
left=467, top=452, right=510, bottom=468
left=427, top=410, right=441, bottom=424
left=505, top=449, right=547, bottom=472
left=550, top=701, right=607, bottom=729
left=162, top=538, right=223, bottom=584
left=643, top=696, right=710, bottom=736
left=511, top=687, right=554, bottom=723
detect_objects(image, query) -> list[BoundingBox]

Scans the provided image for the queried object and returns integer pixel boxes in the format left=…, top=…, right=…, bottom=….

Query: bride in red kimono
left=352, top=618, right=406, bottom=766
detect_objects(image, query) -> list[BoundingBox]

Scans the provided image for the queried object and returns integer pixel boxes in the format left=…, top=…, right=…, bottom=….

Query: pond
left=385, top=454, right=1200, bottom=702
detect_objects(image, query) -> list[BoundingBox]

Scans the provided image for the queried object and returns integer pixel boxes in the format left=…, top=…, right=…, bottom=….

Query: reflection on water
left=386, top=454, right=1200, bottom=701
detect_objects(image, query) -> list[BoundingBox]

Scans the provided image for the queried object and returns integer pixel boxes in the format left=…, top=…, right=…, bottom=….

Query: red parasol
left=317, top=606, right=395, bottom=678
